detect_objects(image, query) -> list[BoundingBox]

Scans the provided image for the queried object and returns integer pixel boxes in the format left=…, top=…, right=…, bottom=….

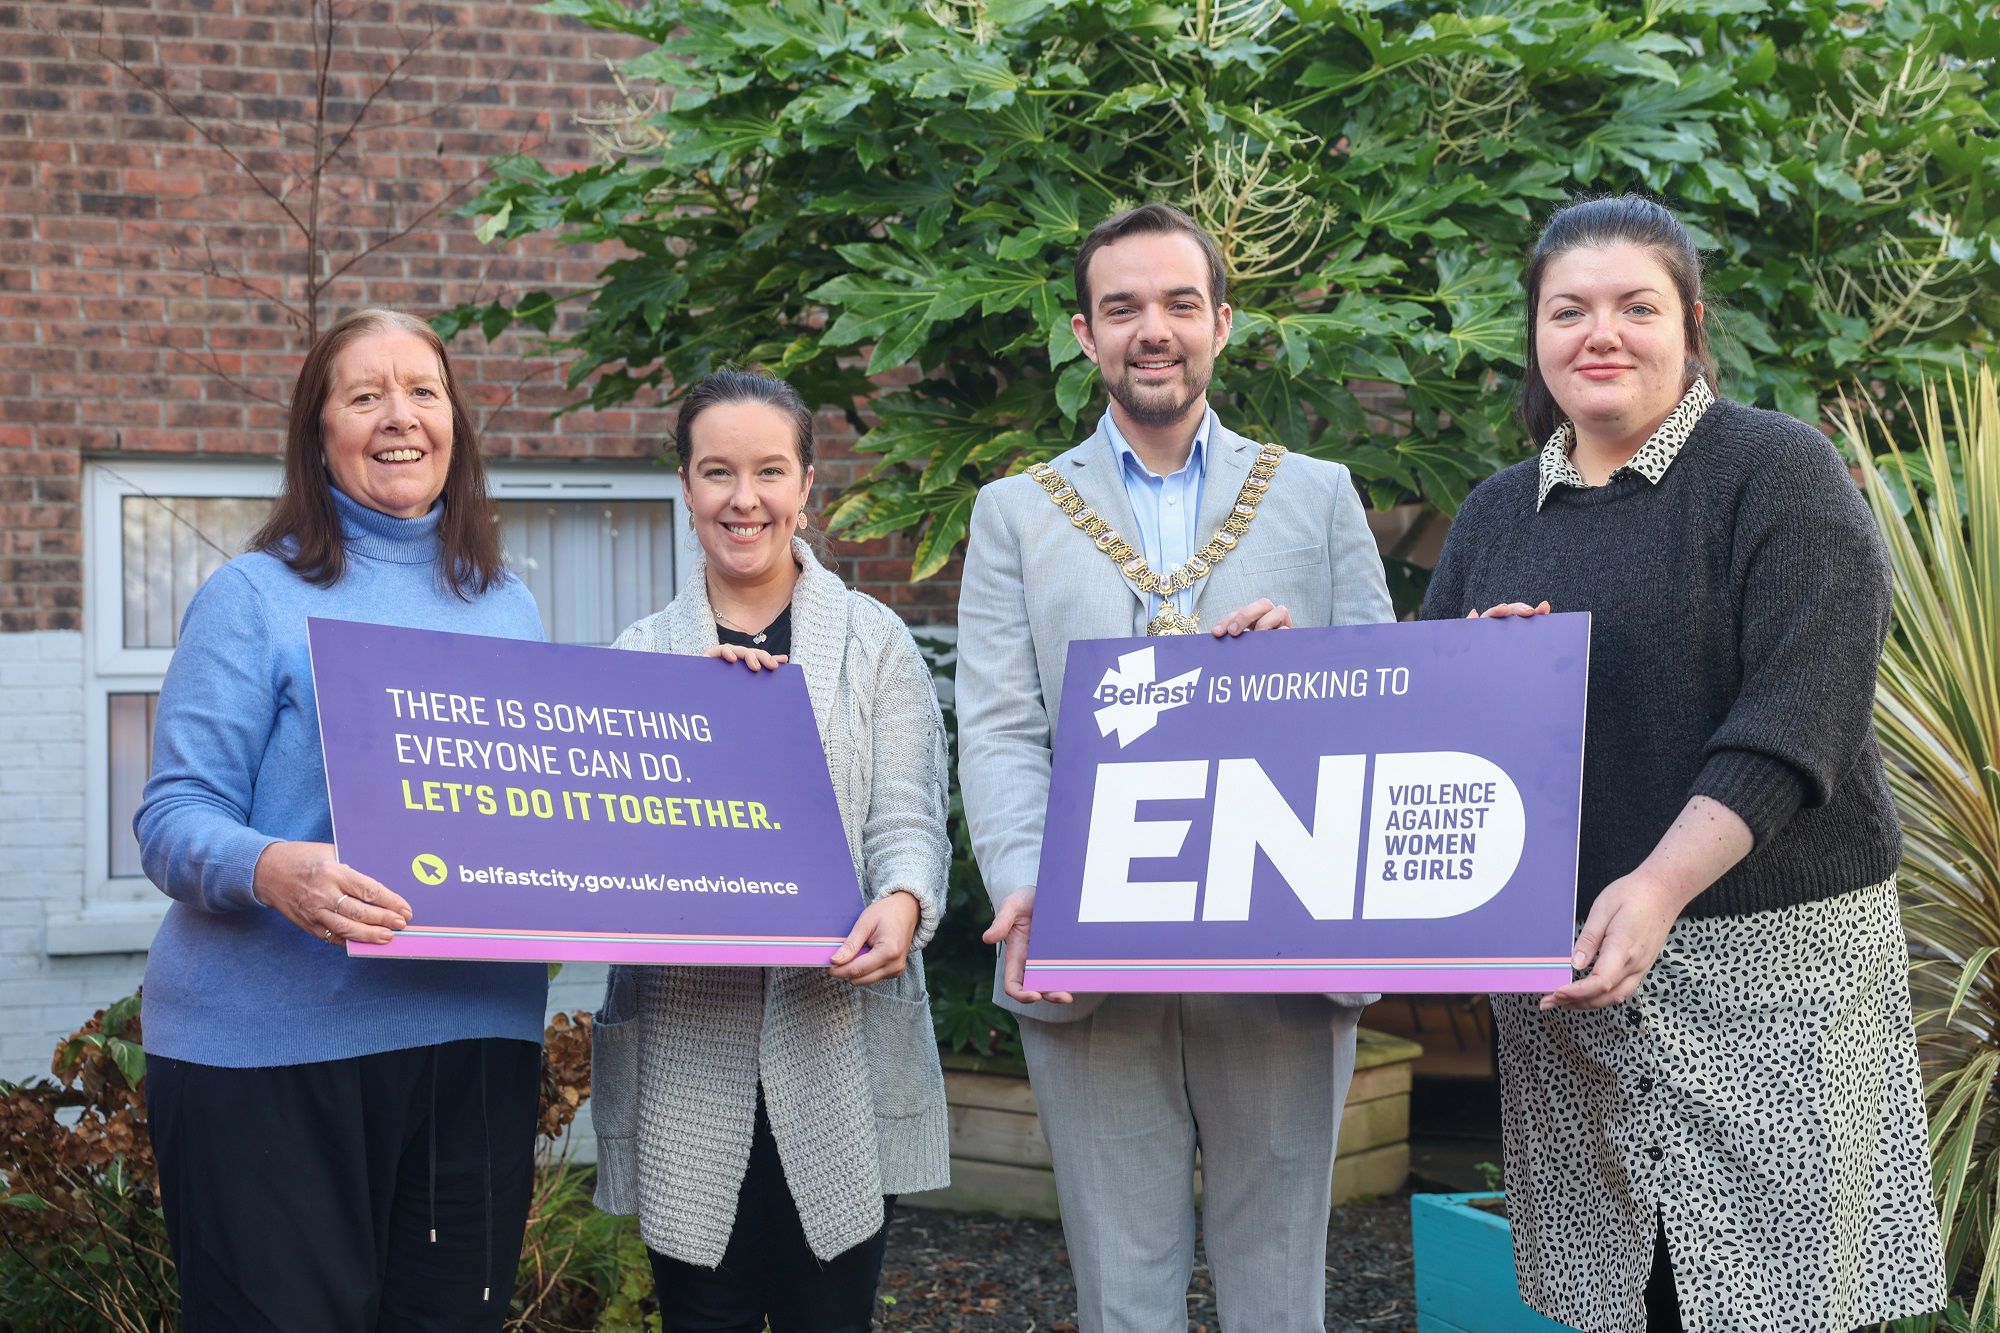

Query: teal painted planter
left=1410, top=1193, right=1577, bottom=1333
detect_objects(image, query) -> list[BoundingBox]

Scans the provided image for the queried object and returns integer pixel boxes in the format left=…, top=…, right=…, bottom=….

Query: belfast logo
left=1092, top=647, right=1203, bottom=748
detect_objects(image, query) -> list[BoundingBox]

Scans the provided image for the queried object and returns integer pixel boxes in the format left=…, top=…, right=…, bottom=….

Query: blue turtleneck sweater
left=136, top=489, right=549, bottom=1067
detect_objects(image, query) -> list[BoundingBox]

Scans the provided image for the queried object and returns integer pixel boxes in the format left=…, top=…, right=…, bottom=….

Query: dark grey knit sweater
left=1420, top=396, right=1901, bottom=920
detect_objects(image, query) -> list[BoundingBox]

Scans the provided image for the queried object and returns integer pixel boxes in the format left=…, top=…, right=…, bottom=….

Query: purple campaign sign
left=308, top=618, right=861, bottom=965
left=1024, top=615, right=1589, bottom=993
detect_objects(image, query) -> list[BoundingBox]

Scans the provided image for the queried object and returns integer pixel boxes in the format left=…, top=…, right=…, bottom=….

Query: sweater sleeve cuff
left=210, top=829, right=279, bottom=913
left=1691, top=749, right=1808, bottom=848
left=876, top=875, right=943, bottom=951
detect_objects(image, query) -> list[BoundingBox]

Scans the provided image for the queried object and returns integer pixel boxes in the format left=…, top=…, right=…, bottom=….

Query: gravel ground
left=876, top=1193, right=1417, bottom=1332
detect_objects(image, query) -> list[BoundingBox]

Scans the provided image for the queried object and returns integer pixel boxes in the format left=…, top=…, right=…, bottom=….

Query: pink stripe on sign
left=1038, top=955, right=1575, bottom=967
left=351, top=935, right=844, bottom=966
left=1021, top=965, right=1573, bottom=994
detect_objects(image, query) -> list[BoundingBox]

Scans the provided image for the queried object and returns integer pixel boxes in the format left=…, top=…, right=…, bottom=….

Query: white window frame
left=54, top=460, right=683, bottom=955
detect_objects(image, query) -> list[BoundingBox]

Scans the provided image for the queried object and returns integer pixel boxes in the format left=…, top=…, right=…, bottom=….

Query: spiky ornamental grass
left=1849, top=367, right=2000, bottom=1324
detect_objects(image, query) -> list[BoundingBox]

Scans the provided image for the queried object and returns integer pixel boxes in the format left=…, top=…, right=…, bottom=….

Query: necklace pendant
left=751, top=631, right=767, bottom=645
left=1146, top=606, right=1200, bottom=637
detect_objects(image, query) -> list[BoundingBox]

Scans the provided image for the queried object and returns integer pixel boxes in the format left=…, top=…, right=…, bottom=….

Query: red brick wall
left=0, top=0, right=959, bottom=633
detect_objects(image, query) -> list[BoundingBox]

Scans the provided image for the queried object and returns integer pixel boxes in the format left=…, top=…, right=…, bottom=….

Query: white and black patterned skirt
left=1493, top=878, right=1946, bottom=1333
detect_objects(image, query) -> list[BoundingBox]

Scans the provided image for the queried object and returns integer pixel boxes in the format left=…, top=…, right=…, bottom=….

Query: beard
left=1104, top=358, right=1212, bottom=429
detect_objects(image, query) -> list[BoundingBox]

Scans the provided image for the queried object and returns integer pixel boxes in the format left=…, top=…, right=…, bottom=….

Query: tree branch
left=194, top=232, right=307, bottom=326
left=138, top=335, right=290, bottom=411
left=476, top=358, right=561, bottom=439
left=318, top=168, right=488, bottom=288
left=90, top=38, right=310, bottom=239
left=317, top=14, right=442, bottom=177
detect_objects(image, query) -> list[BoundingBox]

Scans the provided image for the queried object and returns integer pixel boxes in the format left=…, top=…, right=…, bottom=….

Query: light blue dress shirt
left=1103, top=407, right=1214, bottom=619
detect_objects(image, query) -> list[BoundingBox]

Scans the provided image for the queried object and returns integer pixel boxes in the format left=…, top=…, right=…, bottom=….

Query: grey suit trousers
left=1018, top=993, right=1362, bottom=1333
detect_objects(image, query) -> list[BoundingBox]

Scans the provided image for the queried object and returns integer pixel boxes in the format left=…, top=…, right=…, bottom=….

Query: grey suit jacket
left=955, top=417, right=1396, bottom=1022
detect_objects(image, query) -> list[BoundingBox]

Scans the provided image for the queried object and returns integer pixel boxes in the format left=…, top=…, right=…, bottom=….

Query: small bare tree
left=71, top=2, right=545, bottom=414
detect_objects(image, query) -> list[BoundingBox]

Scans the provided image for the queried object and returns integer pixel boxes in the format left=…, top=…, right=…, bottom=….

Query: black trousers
left=649, top=1093, right=894, bottom=1333
left=1646, top=1217, right=1681, bottom=1331
left=147, top=1037, right=541, bottom=1333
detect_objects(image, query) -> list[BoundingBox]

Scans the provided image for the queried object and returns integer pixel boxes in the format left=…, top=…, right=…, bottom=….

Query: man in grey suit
left=955, top=204, right=1395, bottom=1333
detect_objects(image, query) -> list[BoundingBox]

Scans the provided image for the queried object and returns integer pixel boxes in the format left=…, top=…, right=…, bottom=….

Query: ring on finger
left=323, top=925, right=336, bottom=943
left=332, top=893, right=350, bottom=917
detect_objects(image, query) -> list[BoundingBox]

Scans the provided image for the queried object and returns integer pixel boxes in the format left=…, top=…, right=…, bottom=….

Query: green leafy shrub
left=0, top=996, right=171, bottom=1333
left=448, top=0, right=1998, bottom=578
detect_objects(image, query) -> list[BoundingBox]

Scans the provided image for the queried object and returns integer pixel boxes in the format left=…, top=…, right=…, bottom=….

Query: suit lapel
left=1187, top=422, right=1257, bottom=622
left=1051, top=424, right=1148, bottom=617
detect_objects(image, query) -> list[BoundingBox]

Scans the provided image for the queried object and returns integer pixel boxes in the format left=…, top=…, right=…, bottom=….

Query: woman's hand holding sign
left=704, top=643, right=789, bottom=672
left=1542, top=795, right=1752, bottom=1011
left=252, top=840, right=411, bottom=946
left=1467, top=600, right=1553, bottom=619
left=829, top=888, right=922, bottom=985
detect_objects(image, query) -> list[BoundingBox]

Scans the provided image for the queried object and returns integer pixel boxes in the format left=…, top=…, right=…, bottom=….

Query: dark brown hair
left=1519, top=194, right=1716, bottom=445
left=251, top=308, right=503, bottom=598
left=1073, top=203, right=1229, bottom=321
left=671, top=368, right=816, bottom=474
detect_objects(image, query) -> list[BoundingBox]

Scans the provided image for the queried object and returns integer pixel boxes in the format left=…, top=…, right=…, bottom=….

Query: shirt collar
left=1536, top=376, right=1716, bottom=511
left=1103, top=406, right=1214, bottom=483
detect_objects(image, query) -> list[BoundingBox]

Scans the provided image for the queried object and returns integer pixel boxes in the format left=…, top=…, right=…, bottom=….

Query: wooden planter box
left=1409, top=1193, right=1577, bottom=1332
left=905, top=1026, right=1423, bottom=1219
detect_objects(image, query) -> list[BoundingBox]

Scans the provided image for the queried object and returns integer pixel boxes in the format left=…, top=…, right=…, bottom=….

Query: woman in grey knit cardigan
left=591, top=370, right=951, bottom=1332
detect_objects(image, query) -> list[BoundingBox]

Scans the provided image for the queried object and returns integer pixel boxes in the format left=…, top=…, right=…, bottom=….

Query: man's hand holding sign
left=981, top=594, right=1301, bottom=1005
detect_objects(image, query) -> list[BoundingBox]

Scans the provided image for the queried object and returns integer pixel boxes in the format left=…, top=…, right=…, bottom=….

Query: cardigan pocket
left=589, top=966, right=642, bottom=1216
left=859, top=973, right=946, bottom=1121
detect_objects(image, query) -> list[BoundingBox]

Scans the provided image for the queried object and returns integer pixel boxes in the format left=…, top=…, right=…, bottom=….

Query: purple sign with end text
left=1024, top=615, right=1589, bottom=994
left=308, top=618, right=861, bottom=965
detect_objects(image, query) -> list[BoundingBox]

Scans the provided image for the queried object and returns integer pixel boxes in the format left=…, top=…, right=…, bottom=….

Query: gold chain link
left=1026, top=444, right=1287, bottom=605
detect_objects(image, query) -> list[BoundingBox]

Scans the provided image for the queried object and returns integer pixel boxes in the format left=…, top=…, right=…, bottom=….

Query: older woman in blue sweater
left=135, top=308, right=547, bottom=1331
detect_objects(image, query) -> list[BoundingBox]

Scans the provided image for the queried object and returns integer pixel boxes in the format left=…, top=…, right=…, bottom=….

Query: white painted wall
left=0, top=630, right=139, bottom=1079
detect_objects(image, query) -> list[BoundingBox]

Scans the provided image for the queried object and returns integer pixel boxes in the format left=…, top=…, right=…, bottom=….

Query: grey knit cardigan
left=591, top=539, right=952, bottom=1265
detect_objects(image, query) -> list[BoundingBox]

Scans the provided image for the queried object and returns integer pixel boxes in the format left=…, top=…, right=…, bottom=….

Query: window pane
left=121, top=497, right=272, bottom=649
left=497, top=500, right=677, bottom=646
left=107, top=692, right=159, bottom=880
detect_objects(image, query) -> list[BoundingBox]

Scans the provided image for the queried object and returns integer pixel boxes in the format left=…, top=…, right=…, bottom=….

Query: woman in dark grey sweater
left=1421, top=196, right=1944, bottom=1332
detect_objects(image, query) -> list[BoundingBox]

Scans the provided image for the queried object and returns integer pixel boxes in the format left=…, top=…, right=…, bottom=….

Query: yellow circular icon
left=411, top=854, right=448, bottom=886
